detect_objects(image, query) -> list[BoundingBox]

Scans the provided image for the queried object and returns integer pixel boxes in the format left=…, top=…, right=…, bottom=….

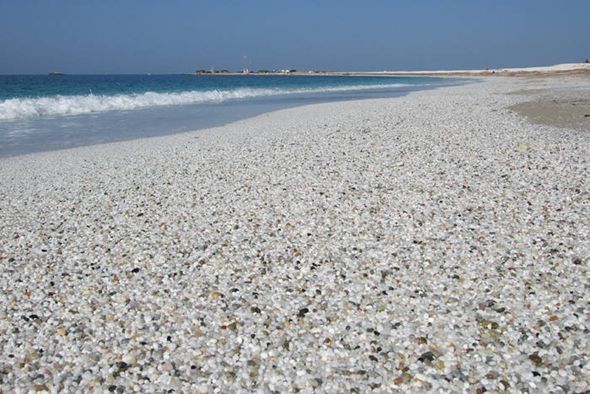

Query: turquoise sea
left=0, top=74, right=458, bottom=157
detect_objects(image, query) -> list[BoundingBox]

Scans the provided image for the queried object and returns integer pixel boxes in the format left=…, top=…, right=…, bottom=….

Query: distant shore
left=188, top=63, right=590, bottom=78
left=355, top=62, right=590, bottom=77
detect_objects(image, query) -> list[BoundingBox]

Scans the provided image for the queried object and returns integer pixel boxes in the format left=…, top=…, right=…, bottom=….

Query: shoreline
left=0, top=76, right=588, bottom=392
left=2, top=74, right=588, bottom=162
left=0, top=77, right=462, bottom=159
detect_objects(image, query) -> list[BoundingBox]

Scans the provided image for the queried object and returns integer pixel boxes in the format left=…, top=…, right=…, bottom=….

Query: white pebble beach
left=0, top=77, right=588, bottom=392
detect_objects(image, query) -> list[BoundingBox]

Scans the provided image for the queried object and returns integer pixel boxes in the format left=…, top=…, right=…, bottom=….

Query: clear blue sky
left=1, top=0, right=589, bottom=74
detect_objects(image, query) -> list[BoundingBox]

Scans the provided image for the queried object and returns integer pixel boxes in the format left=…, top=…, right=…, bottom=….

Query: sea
left=0, top=74, right=459, bottom=157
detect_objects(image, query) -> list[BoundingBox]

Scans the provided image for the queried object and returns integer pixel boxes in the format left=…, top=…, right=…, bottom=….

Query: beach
left=0, top=76, right=588, bottom=391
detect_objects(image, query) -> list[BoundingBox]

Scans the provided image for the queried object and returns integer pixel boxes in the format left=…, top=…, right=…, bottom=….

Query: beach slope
left=0, top=77, right=588, bottom=392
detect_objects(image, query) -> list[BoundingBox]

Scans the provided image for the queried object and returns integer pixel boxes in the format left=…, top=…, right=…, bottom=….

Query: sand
left=0, top=77, right=588, bottom=392
left=508, top=86, right=590, bottom=132
left=354, top=63, right=590, bottom=77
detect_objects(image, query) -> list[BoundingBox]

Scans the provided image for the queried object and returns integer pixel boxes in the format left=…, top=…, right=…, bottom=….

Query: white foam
left=0, top=83, right=409, bottom=121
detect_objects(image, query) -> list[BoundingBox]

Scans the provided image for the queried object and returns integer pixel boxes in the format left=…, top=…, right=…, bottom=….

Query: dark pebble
left=131, top=268, right=140, bottom=273
left=529, top=353, right=543, bottom=366
left=115, top=361, right=129, bottom=371
left=418, top=351, right=436, bottom=363
left=297, top=307, right=309, bottom=318
left=251, top=306, right=262, bottom=314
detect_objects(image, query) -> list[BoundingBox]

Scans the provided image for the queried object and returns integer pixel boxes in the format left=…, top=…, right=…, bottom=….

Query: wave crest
left=0, top=83, right=408, bottom=121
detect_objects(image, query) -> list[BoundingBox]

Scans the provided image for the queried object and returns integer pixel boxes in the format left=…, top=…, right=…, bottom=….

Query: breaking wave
left=0, top=83, right=409, bottom=121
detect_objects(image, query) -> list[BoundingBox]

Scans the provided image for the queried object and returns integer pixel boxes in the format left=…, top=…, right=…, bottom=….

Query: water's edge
left=0, top=78, right=467, bottom=158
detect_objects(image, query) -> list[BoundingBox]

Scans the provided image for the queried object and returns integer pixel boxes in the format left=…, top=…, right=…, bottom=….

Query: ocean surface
left=0, top=74, right=458, bottom=157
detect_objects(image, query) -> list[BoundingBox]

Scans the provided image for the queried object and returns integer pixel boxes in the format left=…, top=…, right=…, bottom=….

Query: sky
left=0, top=0, right=589, bottom=74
